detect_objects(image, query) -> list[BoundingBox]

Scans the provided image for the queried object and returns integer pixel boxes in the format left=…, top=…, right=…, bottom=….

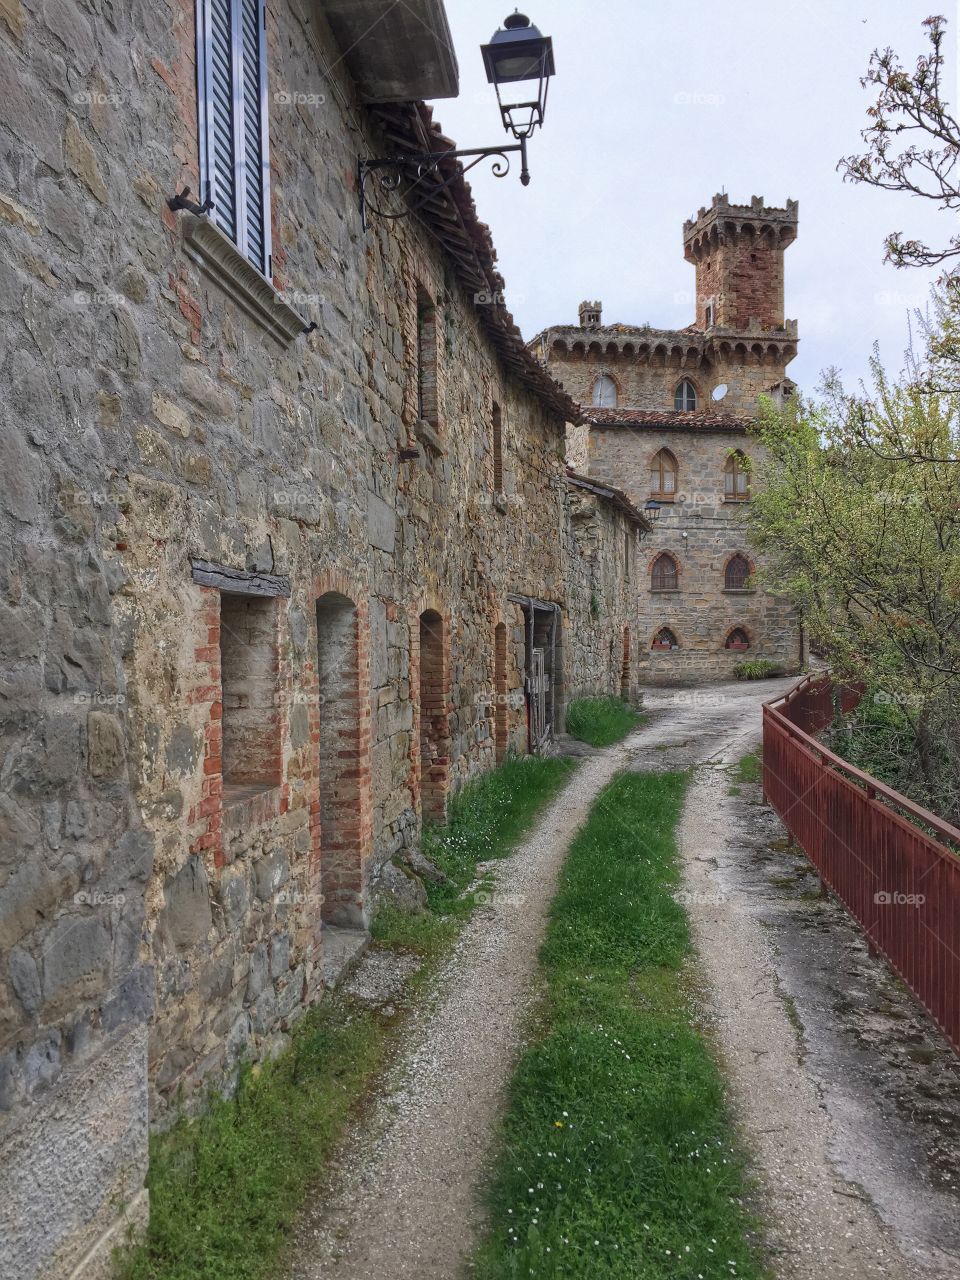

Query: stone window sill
left=722, top=588, right=756, bottom=595
left=650, top=588, right=681, bottom=594
left=493, top=491, right=509, bottom=514
left=181, top=215, right=309, bottom=345
left=650, top=496, right=676, bottom=504
left=722, top=498, right=751, bottom=505
left=414, top=417, right=445, bottom=457
left=222, top=782, right=283, bottom=832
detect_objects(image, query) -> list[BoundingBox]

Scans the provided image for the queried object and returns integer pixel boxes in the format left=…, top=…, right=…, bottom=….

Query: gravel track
left=286, top=732, right=644, bottom=1280
left=287, top=681, right=960, bottom=1280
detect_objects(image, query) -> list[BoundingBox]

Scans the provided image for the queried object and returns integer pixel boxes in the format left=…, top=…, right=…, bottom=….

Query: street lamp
left=358, top=11, right=556, bottom=226
left=481, top=11, right=555, bottom=179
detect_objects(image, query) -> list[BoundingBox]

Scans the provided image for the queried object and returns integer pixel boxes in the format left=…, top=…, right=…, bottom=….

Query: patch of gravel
left=341, top=950, right=423, bottom=1010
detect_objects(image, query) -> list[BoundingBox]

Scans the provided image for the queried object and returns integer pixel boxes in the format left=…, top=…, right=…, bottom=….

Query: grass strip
left=728, top=751, right=762, bottom=795
left=565, top=696, right=642, bottom=747
left=474, top=770, right=767, bottom=1279
left=115, top=753, right=576, bottom=1280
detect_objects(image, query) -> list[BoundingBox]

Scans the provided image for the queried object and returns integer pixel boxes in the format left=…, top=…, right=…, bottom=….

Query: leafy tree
left=839, top=14, right=960, bottom=271
left=748, top=319, right=960, bottom=820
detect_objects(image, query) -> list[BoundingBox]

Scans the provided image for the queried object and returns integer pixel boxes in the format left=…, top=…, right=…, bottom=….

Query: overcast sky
left=428, top=0, right=957, bottom=395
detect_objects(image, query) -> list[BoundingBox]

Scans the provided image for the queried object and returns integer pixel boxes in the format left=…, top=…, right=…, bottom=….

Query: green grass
left=115, top=752, right=577, bottom=1280
left=115, top=1003, right=385, bottom=1280
left=728, top=751, right=762, bottom=795
left=473, top=771, right=767, bottom=1279
left=418, top=753, right=578, bottom=915
left=565, top=696, right=642, bottom=747
left=733, top=659, right=783, bottom=681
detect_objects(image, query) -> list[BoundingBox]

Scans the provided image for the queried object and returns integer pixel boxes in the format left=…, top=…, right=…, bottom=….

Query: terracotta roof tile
left=366, top=102, right=580, bottom=424
left=584, top=408, right=752, bottom=431
left=565, top=468, right=650, bottom=530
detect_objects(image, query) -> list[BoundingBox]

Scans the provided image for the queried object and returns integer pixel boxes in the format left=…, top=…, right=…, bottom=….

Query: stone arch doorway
left=418, top=609, right=450, bottom=821
left=315, top=590, right=366, bottom=927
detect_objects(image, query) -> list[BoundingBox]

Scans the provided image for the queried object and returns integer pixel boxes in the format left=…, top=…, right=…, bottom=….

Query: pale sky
left=429, top=0, right=957, bottom=395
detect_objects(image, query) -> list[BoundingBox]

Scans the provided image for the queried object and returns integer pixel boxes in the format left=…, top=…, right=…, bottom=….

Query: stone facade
left=0, top=3, right=641, bottom=1275
left=537, top=196, right=805, bottom=684
left=586, top=424, right=803, bottom=682
left=563, top=474, right=646, bottom=702
left=533, top=195, right=799, bottom=421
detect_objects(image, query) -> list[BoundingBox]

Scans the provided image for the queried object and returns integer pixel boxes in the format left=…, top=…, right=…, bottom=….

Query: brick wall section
left=219, top=593, right=283, bottom=787
left=187, top=586, right=226, bottom=867
left=314, top=587, right=374, bottom=928
left=416, top=609, right=451, bottom=822
left=494, top=621, right=508, bottom=762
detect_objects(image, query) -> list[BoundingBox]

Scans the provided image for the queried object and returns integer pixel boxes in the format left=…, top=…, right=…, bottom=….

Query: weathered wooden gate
left=528, top=646, right=550, bottom=750
left=509, top=594, right=561, bottom=753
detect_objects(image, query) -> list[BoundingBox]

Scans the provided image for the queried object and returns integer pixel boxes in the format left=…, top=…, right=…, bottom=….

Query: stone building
left=0, top=2, right=647, bottom=1274
left=534, top=195, right=805, bottom=683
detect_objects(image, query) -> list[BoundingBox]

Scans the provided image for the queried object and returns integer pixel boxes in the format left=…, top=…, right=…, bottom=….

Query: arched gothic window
left=650, top=449, right=678, bottom=499
left=724, top=554, right=751, bottom=590
left=724, top=450, right=750, bottom=501
left=651, top=553, right=679, bottom=591
left=592, top=374, right=618, bottom=408
left=674, top=380, right=697, bottom=411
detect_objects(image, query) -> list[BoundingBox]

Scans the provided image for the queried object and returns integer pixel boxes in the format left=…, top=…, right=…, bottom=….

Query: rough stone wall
left=0, top=1, right=591, bottom=1273
left=563, top=487, right=643, bottom=703
left=587, top=427, right=803, bottom=683
left=540, top=340, right=793, bottom=419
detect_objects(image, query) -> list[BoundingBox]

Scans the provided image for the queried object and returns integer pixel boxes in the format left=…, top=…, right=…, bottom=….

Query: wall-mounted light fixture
left=358, top=12, right=555, bottom=229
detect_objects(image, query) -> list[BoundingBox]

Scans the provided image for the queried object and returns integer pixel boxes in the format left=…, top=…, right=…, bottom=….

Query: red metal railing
left=763, top=674, right=960, bottom=1053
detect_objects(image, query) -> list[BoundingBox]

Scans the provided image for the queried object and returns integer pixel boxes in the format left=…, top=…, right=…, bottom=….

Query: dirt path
left=643, top=681, right=960, bottom=1280
left=287, top=681, right=960, bottom=1279
left=286, top=733, right=640, bottom=1280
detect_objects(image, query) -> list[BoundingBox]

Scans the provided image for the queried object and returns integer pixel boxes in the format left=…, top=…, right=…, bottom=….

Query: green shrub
left=565, top=695, right=642, bottom=746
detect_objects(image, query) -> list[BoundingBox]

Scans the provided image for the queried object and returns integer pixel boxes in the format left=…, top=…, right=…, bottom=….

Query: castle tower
left=683, top=194, right=798, bottom=331
left=578, top=299, right=602, bottom=327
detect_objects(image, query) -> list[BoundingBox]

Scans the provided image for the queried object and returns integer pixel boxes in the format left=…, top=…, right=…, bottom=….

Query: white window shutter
left=197, top=0, right=271, bottom=277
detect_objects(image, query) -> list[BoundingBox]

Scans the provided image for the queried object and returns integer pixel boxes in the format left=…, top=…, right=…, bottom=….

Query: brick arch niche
left=315, top=590, right=372, bottom=927
left=418, top=608, right=451, bottom=821
left=494, top=621, right=508, bottom=763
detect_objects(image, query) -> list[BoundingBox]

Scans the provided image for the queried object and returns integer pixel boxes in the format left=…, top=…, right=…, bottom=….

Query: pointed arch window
left=674, top=380, right=697, bottom=411
left=652, top=627, right=679, bottom=650
left=650, top=448, right=677, bottom=499
left=651, top=553, right=679, bottom=592
left=725, top=627, right=750, bottom=651
left=592, top=374, right=618, bottom=408
left=724, top=554, right=751, bottom=591
left=724, top=450, right=750, bottom=500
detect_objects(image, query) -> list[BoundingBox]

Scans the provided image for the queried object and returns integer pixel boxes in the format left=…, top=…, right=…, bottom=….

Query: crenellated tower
left=683, top=194, right=798, bottom=332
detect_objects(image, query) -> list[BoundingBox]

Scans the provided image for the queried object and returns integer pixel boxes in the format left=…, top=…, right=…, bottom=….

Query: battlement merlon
left=683, top=194, right=798, bottom=261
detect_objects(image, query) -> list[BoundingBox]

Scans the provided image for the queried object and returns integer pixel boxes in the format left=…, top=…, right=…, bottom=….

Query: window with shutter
left=197, top=0, right=272, bottom=277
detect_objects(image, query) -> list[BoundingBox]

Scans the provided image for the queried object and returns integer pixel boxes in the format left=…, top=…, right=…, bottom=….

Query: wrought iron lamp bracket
left=358, top=138, right=528, bottom=229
